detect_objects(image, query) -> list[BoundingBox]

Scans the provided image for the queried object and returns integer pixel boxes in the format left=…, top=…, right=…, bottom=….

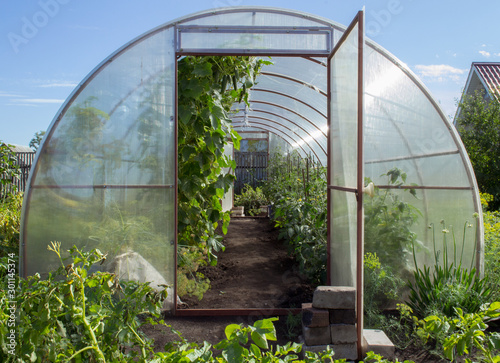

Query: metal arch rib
left=259, top=71, right=327, bottom=97
left=233, top=124, right=308, bottom=158
left=232, top=114, right=326, bottom=156
left=251, top=88, right=327, bottom=119
left=244, top=100, right=326, bottom=137
left=232, top=107, right=327, bottom=139
left=233, top=118, right=321, bottom=162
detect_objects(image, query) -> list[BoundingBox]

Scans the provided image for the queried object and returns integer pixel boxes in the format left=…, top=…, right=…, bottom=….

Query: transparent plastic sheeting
left=328, top=22, right=359, bottom=287
left=21, top=8, right=481, bottom=312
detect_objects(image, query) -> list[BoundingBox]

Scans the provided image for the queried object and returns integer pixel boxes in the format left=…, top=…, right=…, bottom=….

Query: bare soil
left=180, top=216, right=313, bottom=310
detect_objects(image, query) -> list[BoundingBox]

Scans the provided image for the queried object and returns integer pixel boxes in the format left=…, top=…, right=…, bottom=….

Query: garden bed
left=179, top=216, right=313, bottom=309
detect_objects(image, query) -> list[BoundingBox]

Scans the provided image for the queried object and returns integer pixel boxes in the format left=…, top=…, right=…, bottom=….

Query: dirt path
left=181, top=217, right=313, bottom=309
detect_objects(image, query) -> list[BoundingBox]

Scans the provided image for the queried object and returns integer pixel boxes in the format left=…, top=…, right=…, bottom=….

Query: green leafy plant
left=0, top=142, right=20, bottom=199
left=364, top=168, right=421, bottom=279
left=235, top=184, right=269, bottom=216
left=177, top=56, right=269, bottom=258
left=153, top=317, right=338, bottom=362
left=407, top=220, right=493, bottom=319
left=418, top=302, right=500, bottom=362
left=364, top=252, right=405, bottom=327
left=265, top=151, right=328, bottom=285
left=177, top=246, right=211, bottom=300
left=363, top=351, right=415, bottom=363
left=0, top=191, right=22, bottom=258
left=0, top=242, right=167, bottom=362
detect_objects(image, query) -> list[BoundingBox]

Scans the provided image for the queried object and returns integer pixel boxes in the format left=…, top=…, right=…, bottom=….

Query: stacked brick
left=301, top=286, right=358, bottom=361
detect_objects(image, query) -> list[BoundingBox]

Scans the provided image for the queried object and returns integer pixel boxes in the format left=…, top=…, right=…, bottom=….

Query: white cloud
left=0, top=91, right=24, bottom=98
left=38, top=82, right=78, bottom=88
left=414, top=64, right=467, bottom=82
left=10, top=98, right=64, bottom=104
left=479, top=50, right=491, bottom=58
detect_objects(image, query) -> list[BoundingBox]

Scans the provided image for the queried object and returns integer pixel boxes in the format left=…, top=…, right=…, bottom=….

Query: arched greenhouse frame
left=20, top=6, right=483, bottom=352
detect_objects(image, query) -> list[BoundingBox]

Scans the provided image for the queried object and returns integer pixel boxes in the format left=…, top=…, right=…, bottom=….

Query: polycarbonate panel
left=236, top=132, right=268, bottom=139
left=233, top=105, right=327, bottom=143
left=364, top=46, right=457, bottom=163
left=35, top=29, right=176, bottom=187
left=179, top=28, right=330, bottom=53
left=240, top=139, right=268, bottom=152
left=255, top=74, right=326, bottom=115
left=250, top=92, right=326, bottom=132
left=234, top=124, right=307, bottom=158
left=329, top=26, right=358, bottom=189
left=262, top=57, right=327, bottom=92
left=244, top=119, right=318, bottom=158
left=232, top=110, right=327, bottom=157
left=181, top=10, right=333, bottom=28
left=269, top=132, right=294, bottom=156
left=21, top=27, right=177, bottom=310
left=221, top=143, right=234, bottom=212
left=240, top=119, right=315, bottom=156
left=365, top=153, right=471, bottom=187
left=22, top=188, right=176, bottom=307
left=328, top=20, right=360, bottom=287
left=370, top=189, right=479, bottom=273
left=330, top=189, right=357, bottom=286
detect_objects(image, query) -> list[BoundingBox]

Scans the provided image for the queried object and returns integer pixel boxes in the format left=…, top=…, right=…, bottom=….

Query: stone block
left=330, top=309, right=356, bottom=325
left=302, top=343, right=358, bottom=361
left=302, top=303, right=330, bottom=328
left=331, top=324, right=357, bottom=344
left=363, top=329, right=395, bottom=360
left=303, top=325, right=331, bottom=346
left=312, top=286, right=356, bottom=309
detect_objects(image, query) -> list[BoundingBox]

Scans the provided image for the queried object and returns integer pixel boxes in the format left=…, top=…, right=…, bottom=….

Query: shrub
left=482, top=193, right=500, bottom=301
left=235, top=184, right=269, bottom=216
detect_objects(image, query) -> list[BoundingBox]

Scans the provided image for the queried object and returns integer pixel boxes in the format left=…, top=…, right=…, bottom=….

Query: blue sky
left=1, top=0, right=499, bottom=146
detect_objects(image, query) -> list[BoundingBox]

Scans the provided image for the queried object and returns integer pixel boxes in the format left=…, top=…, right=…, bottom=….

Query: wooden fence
left=1, top=152, right=36, bottom=195
left=234, top=151, right=268, bottom=194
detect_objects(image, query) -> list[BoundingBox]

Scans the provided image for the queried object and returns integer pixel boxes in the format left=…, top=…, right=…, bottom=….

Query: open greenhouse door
left=327, top=10, right=364, bottom=358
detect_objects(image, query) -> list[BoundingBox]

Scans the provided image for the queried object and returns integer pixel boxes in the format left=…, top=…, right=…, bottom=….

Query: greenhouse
left=20, top=6, right=482, bottom=348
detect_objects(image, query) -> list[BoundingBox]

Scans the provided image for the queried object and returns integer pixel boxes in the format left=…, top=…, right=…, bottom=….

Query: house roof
left=474, top=63, right=500, bottom=99
left=9, top=144, right=33, bottom=153
left=454, top=62, right=500, bottom=123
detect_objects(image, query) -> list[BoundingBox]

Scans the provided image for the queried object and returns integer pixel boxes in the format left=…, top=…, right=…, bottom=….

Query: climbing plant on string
left=177, top=56, right=270, bottom=266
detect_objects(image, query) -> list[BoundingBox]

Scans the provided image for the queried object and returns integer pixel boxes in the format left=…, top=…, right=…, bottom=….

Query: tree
left=29, top=130, right=45, bottom=151
left=456, top=90, right=500, bottom=210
